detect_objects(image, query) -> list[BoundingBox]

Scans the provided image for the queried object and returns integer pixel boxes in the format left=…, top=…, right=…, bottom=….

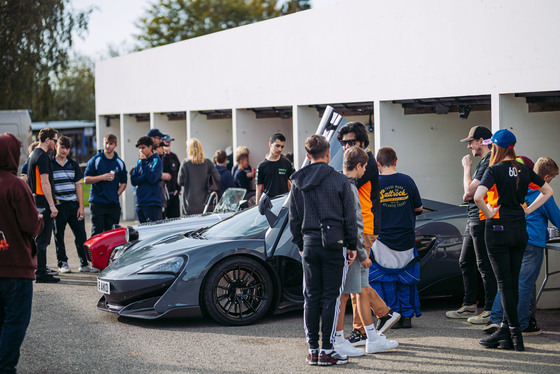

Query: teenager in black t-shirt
left=474, top=129, right=553, bottom=351
left=27, top=127, right=60, bottom=283
left=255, top=133, right=295, bottom=203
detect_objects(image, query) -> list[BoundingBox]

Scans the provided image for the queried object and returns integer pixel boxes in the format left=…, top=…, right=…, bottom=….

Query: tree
left=0, top=0, right=90, bottom=121
left=50, top=55, right=96, bottom=121
left=134, top=0, right=311, bottom=50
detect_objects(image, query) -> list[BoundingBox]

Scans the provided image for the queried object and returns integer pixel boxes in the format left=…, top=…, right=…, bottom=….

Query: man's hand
left=49, top=205, right=58, bottom=218
left=360, top=258, right=372, bottom=269
left=77, top=206, right=85, bottom=221
left=462, top=154, right=472, bottom=170
left=347, top=249, right=356, bottom=266
left=161, top=172, right=172, bottom=181
left=101, top=172, right=115, bottom=181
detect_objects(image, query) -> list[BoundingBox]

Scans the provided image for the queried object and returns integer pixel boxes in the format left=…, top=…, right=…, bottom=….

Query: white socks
left=365, top=324, right=379, bottom=341
left=334, top=330, right=345, bottom=345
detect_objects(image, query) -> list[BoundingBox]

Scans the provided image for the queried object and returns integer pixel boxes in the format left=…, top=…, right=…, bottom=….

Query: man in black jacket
left=289, top=135, right=357, bottom=366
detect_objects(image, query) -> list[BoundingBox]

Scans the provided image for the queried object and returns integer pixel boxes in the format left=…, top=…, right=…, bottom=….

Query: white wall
left=233, top=109, right=293, bottom=168
left=377, top=101, right=492, bottom=205
left=189, top=113, right=232, bottom=162
left=96, top=0, right=560, bottom=115
left=153, top=113, right=187, bottom=162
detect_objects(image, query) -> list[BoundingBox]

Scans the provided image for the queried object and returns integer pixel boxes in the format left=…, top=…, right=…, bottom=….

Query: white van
left=0, top=110, right=33, bottom=172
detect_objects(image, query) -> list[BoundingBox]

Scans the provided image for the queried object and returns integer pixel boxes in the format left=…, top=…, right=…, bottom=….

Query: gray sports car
left=97, top=107, right=467, bottom=325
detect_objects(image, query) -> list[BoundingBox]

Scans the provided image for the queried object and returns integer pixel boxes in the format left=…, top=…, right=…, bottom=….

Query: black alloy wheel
left=202, top=257, right=273, bottom=326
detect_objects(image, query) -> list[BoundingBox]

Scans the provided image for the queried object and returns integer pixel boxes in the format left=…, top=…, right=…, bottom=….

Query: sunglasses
left=340, top=139, right=357, bottom=146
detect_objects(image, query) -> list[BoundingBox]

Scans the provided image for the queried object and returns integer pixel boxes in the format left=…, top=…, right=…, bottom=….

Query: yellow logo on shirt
left=380, top=186, right=409, bottom=207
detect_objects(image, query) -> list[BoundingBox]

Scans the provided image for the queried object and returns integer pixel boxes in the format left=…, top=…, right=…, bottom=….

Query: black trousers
left=165, top=193, right=180, bottom=219
left=302, top=240, right=346, bottom=350
left=485, top=217, right=527, bottom=328
left=459, top=220, right=497, bottom=309
left=35, top=209, right=53, bottom=276
left=90, top=202, right=121, bottom=237
left=54, top=201, right=88, bottom=267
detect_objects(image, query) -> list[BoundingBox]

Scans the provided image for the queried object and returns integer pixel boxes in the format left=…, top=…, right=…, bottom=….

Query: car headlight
left=138, top=256, right=186, bottom=275
left=110, top=244, right=126, bottom=263
left=126, top=226, right=139, bottom=242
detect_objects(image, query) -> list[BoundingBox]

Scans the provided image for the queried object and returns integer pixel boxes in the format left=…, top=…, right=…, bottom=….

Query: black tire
left=202, top=257, right=273, bottom=326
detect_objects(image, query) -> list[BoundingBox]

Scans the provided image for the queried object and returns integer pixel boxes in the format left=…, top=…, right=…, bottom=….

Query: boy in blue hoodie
left=486, top=157, right=560, bottom=335
left=131, top=136, right=163, bottom=223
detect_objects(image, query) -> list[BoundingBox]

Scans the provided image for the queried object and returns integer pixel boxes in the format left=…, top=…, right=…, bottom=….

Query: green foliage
left=135, top=0, right=311, bottom=49
left=51, top=56, right=96, bottom=121
left=0, top=0, right=91, bottom=121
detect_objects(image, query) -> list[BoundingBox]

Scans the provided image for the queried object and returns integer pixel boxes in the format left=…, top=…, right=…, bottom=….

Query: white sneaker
left=58, top=262, right=71, bottom=273
left=78, top=265, right=99, bottom=273
left=366, top=334, right=399, bottom=354
left=333, top=340, right=365, bottom=357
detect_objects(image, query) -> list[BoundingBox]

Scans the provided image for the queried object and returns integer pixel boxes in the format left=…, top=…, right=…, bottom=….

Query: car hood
left=133, top=212, right=233, bottom=240
left=416, top=199, right=466, bottom=225
left=100, top=234, right=263, bottom=279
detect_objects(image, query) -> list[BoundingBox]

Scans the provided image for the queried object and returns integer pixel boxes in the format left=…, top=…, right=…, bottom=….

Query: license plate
left=97, top=278, right=110, bottom=294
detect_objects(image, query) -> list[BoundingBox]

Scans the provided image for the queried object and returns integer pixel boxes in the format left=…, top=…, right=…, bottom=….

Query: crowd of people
left=0, top=120, right=558, bottom=371
left=445, top=126, right=557, bottom=352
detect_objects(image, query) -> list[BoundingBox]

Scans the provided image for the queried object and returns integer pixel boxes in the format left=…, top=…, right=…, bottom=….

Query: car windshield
left=213, top=188, right=246, bottom=213
left=202, top=196, right=285, bottom=240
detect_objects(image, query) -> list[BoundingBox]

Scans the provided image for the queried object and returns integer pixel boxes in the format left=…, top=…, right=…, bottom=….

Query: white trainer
left=333, top=340, right=365, bottom=357
left=58, top=262, right=71, bottom=273
left=366, top=334, right=399, bottom=354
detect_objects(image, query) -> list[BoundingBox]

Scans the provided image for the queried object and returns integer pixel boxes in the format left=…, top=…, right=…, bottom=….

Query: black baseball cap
left=147, top=128, right=165, bottom=138
left=460, top=126, right=492, bottom=142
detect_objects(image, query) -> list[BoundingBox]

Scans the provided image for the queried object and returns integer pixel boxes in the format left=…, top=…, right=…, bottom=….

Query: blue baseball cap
left=484, top=129, right=517, bottom=149
left=147, top=128, right=165, bottom=138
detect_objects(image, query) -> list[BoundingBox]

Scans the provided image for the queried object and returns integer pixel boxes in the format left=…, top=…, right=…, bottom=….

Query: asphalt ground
left=16, top=215, right=560, bottom=374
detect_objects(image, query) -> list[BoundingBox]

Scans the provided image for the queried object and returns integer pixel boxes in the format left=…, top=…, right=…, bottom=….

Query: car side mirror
left=258, top=193, right=278, bottom=226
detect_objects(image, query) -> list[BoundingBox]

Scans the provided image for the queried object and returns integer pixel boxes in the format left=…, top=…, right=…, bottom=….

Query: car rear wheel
left=202, top=257, right=273, bottom=326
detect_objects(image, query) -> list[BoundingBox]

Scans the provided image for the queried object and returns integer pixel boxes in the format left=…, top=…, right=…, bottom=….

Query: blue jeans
left=490, top=244, right=544, bottom=329
left=0, top=278, right=33, bottom=374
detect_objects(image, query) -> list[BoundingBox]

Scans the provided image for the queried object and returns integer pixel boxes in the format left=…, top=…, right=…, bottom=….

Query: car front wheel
left=202, top=257, right=273, bottom=326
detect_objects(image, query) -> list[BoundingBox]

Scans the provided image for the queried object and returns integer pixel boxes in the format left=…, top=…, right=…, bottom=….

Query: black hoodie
left=0, top=133, right=44, bottom=279
left=289, top=162, right=357, bottom=251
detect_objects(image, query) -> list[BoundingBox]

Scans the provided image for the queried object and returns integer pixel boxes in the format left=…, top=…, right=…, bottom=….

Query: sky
left=71, top=0, right=341, bottom=60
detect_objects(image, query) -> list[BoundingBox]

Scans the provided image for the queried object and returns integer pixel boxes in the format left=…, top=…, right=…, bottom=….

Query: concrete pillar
left=293, top=106, right=318, bottom=169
